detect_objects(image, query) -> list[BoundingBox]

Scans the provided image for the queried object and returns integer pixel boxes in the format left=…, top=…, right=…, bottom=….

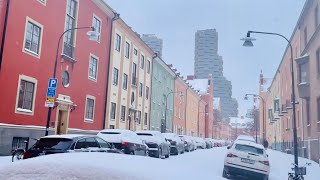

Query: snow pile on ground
left=0, top=156, right=10, bottom=168
left=267, top=149, right=320, bottom=180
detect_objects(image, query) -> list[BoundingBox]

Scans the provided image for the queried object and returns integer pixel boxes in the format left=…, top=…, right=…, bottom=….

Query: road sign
left=45, top=97, right=55, bottom=107
left=46, top=78, right=57, bottom=98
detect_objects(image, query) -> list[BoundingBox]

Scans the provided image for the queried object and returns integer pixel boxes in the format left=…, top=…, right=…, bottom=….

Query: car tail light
left=227, top=153, right=238, bottom=158
left=122, top=141, right=129, bottom=147
left=23, top=151, right=32, bottom=159
left=259, top=160, right=270, bottom=166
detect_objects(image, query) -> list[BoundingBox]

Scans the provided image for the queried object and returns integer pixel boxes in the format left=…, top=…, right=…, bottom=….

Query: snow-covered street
left=0, top=147, right=319, bottom=180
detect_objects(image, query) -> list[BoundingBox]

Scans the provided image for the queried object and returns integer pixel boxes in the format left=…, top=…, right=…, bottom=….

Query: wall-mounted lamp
left=71, top=104, right=77, bottom=112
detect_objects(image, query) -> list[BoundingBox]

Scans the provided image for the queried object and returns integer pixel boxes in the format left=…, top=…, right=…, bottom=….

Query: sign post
left=45, top=78, right=58, bottom=107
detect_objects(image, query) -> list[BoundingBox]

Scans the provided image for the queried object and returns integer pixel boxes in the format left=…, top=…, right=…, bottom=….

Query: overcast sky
left=105, top=0, right=305, bottom=116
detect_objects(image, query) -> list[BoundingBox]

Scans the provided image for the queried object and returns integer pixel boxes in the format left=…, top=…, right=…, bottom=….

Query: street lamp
left=163, top=91, right=184, bottom=133
left=241, top=30, right=299, bottom=176
left=45, top=26, right=100, bottom=136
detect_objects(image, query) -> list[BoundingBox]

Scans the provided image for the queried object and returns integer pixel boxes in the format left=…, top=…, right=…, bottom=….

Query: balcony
left=295, top=55, right=310, bottom=99
left=61, top=42, right=76, bottom=63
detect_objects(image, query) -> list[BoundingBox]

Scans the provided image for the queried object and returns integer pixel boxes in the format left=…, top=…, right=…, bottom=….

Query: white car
left=194, top=137, right=206, bottom=149
left=97, top=129, right=148, bottom=156
left=136, top=130, right=170, bottom=159
left=223, top=140, right=270, bottom=180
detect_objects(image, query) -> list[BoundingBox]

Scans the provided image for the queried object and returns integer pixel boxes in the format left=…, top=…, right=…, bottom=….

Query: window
left=139, top=83, right=143, bottom=97
left=317, top=48, right=320, bottom=75
left=110, top=102, right=116, bottom=120
left=115, top=33, right=121, bottom=52
left=140, top=55, right=145, bottom=69
left=24, top=21, right=41, bottom=55
left=109, top=125, right=115, bottom=129
left=317, top=97, right=320, bottom=123
left=62, top=71, right=70, bottom=87
left=306, top=98, right=310, bottom=125
left=147, top=60, right=151, bottom=74
left=89, top=56, right=98, bottom=80
left=134, top=48, right=138, bottom=55
left=96, top=138, right=110, bottom=148
left=299, top=63, right=308, bottom=84
left=85, top=97, right=95, bottom=121
left=92, top=16, right=101, bottom=42
left=75, top=139, right=86, bottom=149
left=17, top=80, right=35, bottom=112
left=125, top=42, right=130, bottom=58
left=12, top=137, right=29, bottom=151
left=274, top=99, right=280, bottom=112
left=38, top=0, right=46, bottom=5
left=132, top=63, right=137, bottom=85
left=137, top=111, right=141, bottom=124
left=63, top=0, right=77, bottom=58
left=120, top=105, right=126, bottom=121
left=86, top=137, right=99, bottom=148
left=297, top=110, right=300, bottom=128
left=286, top=118, right=289, bottom=130
left=113, top=68, right=119, bottom=86
left=145, top=86, right=149, bottom=99
left=144, top=113, right=148, bottom=125
left=304, top=27, right=308, bottom=47
left=123, top=73, right=128, bottom=90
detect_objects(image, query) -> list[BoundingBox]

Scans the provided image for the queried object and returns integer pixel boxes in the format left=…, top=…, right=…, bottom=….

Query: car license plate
left=241, top=158, right=255, bottom=164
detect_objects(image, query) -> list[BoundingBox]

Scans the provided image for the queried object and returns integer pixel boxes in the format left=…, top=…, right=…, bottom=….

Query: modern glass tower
left=142, top=34, right=163, bottom=58
left=194, top=29, right=238, bottom=119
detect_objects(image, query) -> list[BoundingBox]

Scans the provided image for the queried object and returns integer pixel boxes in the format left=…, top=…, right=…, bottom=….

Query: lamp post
left=244, top=93, right=266, bottom=144
left=162, top=91, right=184, bottom=133
left=241, top=30, right=299, bottom=175
left=45, top=27, right=100, bottom=136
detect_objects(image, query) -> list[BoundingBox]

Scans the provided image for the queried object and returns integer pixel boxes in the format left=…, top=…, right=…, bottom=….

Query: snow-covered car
left=178, top=135, right=194, bottom=152
left=235, top=135, right=256, bottom=143
left=23, top=134, right=122, bottom=160
left=97, top=129, right=148, bottom=156
left=194, top=137, right=206, bottom=149
left=223, top=140, right=270, bottom=180
left=204, top=138, right=213, bottom=148
left=162, top=133, right=184, bottom=155
left=136, top=130, right=170, bottom=158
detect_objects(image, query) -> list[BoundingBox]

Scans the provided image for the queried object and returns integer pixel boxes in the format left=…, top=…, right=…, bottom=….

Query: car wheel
left=222, top=168, right=228, bottom=179
left=145, top=149, right=149, bottom=157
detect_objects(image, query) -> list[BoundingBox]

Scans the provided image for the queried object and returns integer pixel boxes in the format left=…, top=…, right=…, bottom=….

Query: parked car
left=23, top=134, right=122, bottom=160
left=162, top=133, right=184, bottom=155
left=136, top=130, right=170, bottom=158
left=204, top=138, right=213, bottom=148
left=194, top=137, right=206, bottom=149
left=97, top=129, right=148, bottom=156
left=178, top=135, right=194, bottom=152
left=223, top=140, right=270, bottom=180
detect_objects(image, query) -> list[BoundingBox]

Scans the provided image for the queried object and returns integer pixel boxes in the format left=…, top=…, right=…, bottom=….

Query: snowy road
left=0, top=147, right=319, bottom=180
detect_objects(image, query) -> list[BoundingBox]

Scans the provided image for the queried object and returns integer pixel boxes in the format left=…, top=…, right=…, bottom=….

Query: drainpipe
left=103, top=12, right=120, bottom=129
left=0, top=0, right=10, bottom=71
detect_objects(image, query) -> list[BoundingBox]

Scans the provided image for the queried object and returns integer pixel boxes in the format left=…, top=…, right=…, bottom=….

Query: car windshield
left=32, top=138, right=73, bottom=150
left=136, top=133, right=153, bottom=136
left=235, top=144, right=264, bottom=155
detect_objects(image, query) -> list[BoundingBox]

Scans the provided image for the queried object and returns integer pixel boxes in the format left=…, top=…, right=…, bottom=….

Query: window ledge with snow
left=84, top=119, right=94, bottom=123
left=16, top=108, right=33, bottom=113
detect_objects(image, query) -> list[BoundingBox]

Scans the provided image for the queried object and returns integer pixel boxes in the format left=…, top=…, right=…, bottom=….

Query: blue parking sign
left=46, top=78, right=57, bottom=98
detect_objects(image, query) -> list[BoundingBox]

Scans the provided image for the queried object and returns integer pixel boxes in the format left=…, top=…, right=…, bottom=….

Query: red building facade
left=0, top=0, right=114, bottom=155
left=173, top=77, right=188, bottom=135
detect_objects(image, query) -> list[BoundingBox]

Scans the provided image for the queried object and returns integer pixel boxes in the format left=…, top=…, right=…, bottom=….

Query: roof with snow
left=229, top=117, right=253, bottom=129
left=186, top=79, right=208, bottom=95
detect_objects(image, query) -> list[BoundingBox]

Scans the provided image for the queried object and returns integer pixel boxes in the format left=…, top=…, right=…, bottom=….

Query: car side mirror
left=227, top=146, right=231, bottom=149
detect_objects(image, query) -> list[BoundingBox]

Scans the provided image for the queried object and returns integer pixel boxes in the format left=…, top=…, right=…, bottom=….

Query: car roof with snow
left=136, top=130, right=160, bottom=135
left=234, top=140, right=265, bottom=149
left=236, top=135, right=255, bottom=142
left=40, top=134, right=94, bottom=139
left=99, top=129, right=132, bottom=133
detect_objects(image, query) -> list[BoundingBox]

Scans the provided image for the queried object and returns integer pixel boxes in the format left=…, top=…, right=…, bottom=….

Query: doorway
left=56, top=110, right=68, bottom=134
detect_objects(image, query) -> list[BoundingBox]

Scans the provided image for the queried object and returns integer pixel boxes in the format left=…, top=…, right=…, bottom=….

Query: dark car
left=97, top=129, right=148, bottom=156
left=162, top=133, right=184, bottom=155
left=23, top=134, right=122, bottom=160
